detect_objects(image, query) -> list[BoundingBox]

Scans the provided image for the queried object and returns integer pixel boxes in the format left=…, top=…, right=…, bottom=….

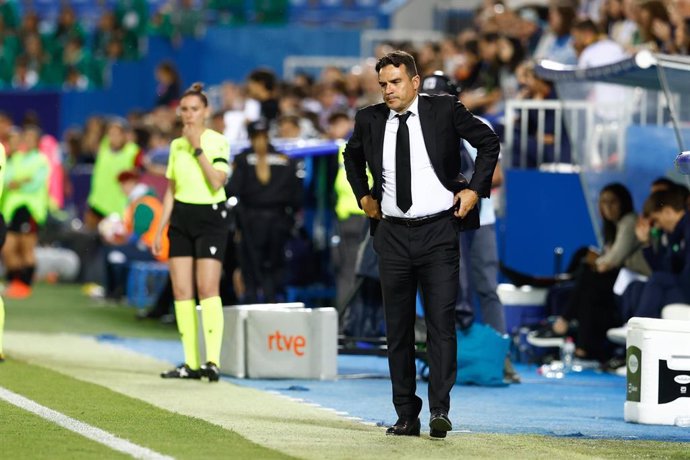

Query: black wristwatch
left=193, top=147, right=203, bottom=157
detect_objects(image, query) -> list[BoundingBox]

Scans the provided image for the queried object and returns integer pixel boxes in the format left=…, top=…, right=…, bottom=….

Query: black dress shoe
left=429, top=412, right=452, bottom=438
left=385, top=417, right=420, bottom=436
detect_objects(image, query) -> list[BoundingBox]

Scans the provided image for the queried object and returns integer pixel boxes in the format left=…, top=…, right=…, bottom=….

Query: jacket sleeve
left=289, top=157, right=304, bottom=211
left=225, top=154, right=244, bottom=198
left=451, top=99, right=500, bottom=198
left=596, top=213, right=638, bottom=268
left=343, top=110, right=370, bottom=206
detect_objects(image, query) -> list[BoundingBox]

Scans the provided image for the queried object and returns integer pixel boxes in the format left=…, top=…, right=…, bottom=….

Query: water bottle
left=561, top=337, right=575, bottom=373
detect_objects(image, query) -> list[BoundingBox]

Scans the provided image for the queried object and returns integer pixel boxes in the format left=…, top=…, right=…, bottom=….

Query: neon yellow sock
left=200, top=296, right=224, bottom=366
left=174, top=299, right=199, bottom=370
left=0, top=296, right=4, bottom=356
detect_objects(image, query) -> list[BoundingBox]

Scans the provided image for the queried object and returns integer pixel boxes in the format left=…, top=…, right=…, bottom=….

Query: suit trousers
left=374, top=215, right=459, bottom=417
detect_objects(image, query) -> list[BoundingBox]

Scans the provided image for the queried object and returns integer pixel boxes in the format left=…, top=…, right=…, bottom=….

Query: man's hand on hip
left=454, top=189, right=479, bottom=218
left=360, top=195, right=382, bottom=220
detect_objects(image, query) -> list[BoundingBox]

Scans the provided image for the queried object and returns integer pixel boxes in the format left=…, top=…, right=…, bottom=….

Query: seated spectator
left=314, top=82, right=349, bottom=132
left=509, top=62, right=572, bottom=167
left=627, top=188, right=690, bottom=319
left=92, top=10, right=122, bottom=59
left=0, top=18, right=19, bottom=84
left=533, top=0, right=577, bottom=65
left=170, top=0, right=205, bottom=39
left=459, top=32, right=503, bottom=117
left=18, top=33, right=61, bottom=87
left=142, top=127, right=172, bottom=177
left=53, top=4, right=86, bottom=56
left=600, top=0, right=635, bottom=49
left=62, top=35, right=99, bottom=87
left=11, top=55, right=38, bottom=89
left=154, top=60, right=181, bottom=108
left=277, top=114, right=302, bottom=140
left=115, top=0, right=148, bottom=59
left=0, top=0, right=19, bottom=31
left=325, top=111, right=352, bottom=141
left=631, top=0, right=674, bottom=53
left=208, top=0, right=246, bottom=25
left=534, top=183, right=646, bottom=361
left=99, top=170, right=168, bottom=302
left=246, top=68, right=280, bottom=124
left=63, top=66, right=90, bottom=91
left=277, top=85, right=319, bottom=138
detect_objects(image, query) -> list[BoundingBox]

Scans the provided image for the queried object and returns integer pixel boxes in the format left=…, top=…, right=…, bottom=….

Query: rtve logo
left=267, top=330, right=306, bottom=357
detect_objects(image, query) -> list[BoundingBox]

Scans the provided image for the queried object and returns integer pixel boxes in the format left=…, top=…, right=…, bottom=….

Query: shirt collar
left=388, top=94, right=419, bottom=120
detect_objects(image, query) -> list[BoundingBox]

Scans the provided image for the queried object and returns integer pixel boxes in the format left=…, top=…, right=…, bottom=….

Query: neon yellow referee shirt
left=166, top=129, right=230, bottom=204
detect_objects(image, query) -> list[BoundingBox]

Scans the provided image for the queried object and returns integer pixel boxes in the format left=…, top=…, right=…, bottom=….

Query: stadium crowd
left=0, top=0, right=689, bottom=373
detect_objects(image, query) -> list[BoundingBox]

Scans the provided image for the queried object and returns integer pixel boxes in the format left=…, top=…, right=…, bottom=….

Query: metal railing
left=504, top=88, right=677, bottom=170
left=504, top=99, right=594, bottom=169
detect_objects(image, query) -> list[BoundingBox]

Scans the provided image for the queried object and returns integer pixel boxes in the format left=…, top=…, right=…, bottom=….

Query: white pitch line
left=0, top=386, right=173, bottom=460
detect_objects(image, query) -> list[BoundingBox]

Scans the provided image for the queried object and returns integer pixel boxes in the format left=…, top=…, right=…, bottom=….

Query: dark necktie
left=395, top=112, right=412, bottom=213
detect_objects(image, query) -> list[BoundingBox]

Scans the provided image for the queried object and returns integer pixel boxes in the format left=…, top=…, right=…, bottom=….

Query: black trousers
left=373, top=216, right=459, bottom=417
left=562, top=265, right=621, bottom=361
left=239, top=208, right=291, bottom=303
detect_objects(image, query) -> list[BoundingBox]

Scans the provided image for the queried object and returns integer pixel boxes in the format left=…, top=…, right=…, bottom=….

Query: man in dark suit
left=343, top=50, right=500, bottom=438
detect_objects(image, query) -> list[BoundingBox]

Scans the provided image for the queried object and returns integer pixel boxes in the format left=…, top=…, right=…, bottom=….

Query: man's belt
left=382, top=208, right=453, bottom=228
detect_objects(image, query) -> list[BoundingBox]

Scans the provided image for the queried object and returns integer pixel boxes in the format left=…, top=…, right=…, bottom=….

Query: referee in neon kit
left=153, top=82, right=230, bottom=382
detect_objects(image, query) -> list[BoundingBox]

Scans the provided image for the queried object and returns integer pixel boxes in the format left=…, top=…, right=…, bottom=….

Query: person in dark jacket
left=226, top=119, right=303, bottom=303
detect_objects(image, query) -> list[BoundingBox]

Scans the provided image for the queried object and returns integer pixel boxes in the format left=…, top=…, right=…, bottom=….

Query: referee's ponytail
left=181, top=82, right=208, bottom=107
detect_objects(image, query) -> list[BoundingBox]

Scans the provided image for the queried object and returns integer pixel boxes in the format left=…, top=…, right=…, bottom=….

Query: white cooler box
left=624, top=317, right=690, bottom=426
left=219, top=303, right=337, bottom=380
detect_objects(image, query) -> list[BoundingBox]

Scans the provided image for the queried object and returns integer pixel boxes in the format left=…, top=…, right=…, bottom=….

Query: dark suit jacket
left=343, top=94, right=500, bottom=234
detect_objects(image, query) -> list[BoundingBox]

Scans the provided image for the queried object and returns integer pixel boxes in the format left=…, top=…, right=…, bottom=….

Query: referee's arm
left=197, top=153, right=227, bottom=191
left=153, top=182, right=175, bottom=258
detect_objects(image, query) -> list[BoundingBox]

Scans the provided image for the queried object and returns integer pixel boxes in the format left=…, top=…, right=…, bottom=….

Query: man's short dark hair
left=375, top=50, right=418, bottom=78
left=572, top=18, right=600, bottom=35
left=278, top=114, right=300, bottom=127
left=651, top=177, right=677, bottom=190
left=248, top=69, right=277, bottom=92
left=327, top=111, right=350, bottom=125
left=644, top=189, right=687, bottom=215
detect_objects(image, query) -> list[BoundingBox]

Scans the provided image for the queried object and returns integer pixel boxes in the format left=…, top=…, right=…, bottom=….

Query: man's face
left=378, top=64, right=419, bottom=113
left=650, top=208, right=682, bottom=233
left=571, top=29, right=588, bottom=54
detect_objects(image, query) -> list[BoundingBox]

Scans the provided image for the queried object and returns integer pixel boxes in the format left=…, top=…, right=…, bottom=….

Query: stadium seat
left=606, top=324, right=628, bottom=345
left=661, top=303, right=690, bottom=321
left=606, top=304, right=690, bottom=346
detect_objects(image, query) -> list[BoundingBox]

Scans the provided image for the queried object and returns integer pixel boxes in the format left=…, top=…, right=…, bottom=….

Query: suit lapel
left=371, top=103, right=388, bottom=175
left=417, top=95, right=438, bottom=167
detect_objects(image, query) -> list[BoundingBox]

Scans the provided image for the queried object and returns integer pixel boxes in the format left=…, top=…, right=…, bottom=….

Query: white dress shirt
left=381, top=95, right=454, bottom=218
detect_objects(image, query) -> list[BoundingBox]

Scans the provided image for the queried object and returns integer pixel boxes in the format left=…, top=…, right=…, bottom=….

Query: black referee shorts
left=168, top=200, right=230, bottom=261
left=8, top=206, right=39, bottom=234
